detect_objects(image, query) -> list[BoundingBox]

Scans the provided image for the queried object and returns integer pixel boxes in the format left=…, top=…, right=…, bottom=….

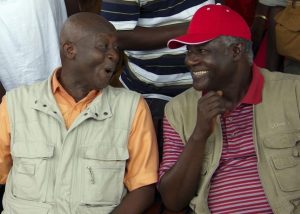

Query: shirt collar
left=240, top=63, right=264, bottom=105
left=52, top=67, right=62, bottom=94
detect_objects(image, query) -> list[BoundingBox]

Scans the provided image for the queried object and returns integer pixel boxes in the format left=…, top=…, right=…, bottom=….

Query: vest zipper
left=87, top=166, right=95, bottom=184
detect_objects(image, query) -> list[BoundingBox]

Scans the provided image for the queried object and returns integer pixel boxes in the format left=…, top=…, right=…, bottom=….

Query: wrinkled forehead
left=61, top=16, right=116, bottom=42
left=72, top=31, right=117, bottom=45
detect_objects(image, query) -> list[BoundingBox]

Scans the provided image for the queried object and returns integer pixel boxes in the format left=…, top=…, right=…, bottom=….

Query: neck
left=59, top=68, right=93, bottom=102
left=221, top=66, right=252, bottom=110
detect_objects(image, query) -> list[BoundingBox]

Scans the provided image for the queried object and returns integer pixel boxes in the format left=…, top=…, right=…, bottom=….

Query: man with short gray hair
left=159, top=4, right=300, bottom=213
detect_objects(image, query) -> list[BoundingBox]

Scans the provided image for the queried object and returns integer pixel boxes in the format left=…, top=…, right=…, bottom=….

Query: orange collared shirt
left=0, top=69, right=158, bottom=191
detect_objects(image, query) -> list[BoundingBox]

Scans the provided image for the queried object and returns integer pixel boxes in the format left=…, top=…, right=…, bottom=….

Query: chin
left=96, top=83, right=109, bottom=90
left=193, top=83, right=207, bottom=92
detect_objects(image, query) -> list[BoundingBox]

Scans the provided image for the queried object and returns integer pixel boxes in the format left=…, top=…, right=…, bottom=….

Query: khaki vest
left=165, top=69, right=300, bottom=214
left=2, top=77, right=140, bottom=214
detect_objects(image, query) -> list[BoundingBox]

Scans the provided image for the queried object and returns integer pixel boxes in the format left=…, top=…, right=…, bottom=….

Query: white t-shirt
left=0, top=0, right=67, bottom=91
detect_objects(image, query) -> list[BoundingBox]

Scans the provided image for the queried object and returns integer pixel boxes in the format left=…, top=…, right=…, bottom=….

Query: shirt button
left=231, top=132, right=237, bottom=137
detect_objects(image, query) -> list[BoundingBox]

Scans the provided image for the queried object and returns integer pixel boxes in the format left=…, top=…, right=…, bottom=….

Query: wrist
left=255, top=14, right=268, bottom=21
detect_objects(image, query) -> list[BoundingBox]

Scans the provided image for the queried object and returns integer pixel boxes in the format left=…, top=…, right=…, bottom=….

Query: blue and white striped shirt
left=102, top=0, right=215, bottom=100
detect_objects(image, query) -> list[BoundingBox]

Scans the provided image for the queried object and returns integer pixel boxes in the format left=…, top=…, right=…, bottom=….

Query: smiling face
left=185, top=38, right=237, bottom=92
left=73, top=32, right=119, bottom=91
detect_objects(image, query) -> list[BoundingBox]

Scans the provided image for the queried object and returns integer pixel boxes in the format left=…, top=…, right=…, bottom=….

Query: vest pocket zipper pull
left=87, top=166, right=95, bottom=184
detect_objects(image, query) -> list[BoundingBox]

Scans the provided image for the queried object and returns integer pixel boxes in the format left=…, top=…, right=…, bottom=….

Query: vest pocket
left=11, top=142, right=54, bottom=202
left=80, top=146, right=128, bottom=206
left=264, top=133, right=300, bottom=192
left=271, top=156, right=300, bottom=192
left=76, top=204, right=116, bottom=214
left=4, top=193, right=52, bottom=214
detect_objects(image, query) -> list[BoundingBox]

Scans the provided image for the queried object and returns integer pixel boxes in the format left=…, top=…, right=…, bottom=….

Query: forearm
left=159, top=134, right=207, bottom=211
left=111, top=184, right=155, bottom=214
left=64, top=0, right=80, bottom=16
left=251, top=2, right=269, bottom=55
left=266, top=6, right=284, bottom=71
left=78, top=0, right=101, bottom=13
left=117, top=23, right=189, bottom=51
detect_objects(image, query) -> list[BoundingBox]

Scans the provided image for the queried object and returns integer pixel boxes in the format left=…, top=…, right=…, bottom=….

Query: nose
left=185, top=52, right=201, bottom=68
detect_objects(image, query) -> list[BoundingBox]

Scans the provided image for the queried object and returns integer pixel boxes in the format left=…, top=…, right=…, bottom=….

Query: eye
left=113, top=45, right=119, bottom=52
left=195, top=48, right=208, bottom=55
left=186, top=45, right=209, bottom=56
left=96, top=43, right=108, bottom=52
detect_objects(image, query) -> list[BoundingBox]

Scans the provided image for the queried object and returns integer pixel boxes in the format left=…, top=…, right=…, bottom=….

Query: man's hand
left=159, top=91, right=233, bottom=211
left=193, top=91, right=228, bottom=140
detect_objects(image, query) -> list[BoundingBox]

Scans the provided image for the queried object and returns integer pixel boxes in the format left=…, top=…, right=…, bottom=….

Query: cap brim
left=167, top=34, right=216, bottom=49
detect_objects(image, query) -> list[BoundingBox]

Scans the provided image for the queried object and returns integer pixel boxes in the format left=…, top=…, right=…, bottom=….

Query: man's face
left=74, top=32, right=119, bottom=90
left=185, top=39, right=236, bottom=92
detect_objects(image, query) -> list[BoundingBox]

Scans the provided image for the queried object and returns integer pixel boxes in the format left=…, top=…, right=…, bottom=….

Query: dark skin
left=59, top=13, right=155, bottom=213
left=266, top=6, right=284, bottom=71
left=158, top=38, right=252, bottom=211
left=116, top=23, right=189, bottom=51
left=64, top=0, right=80, bottom=16
left=59, top=13, right=120, bottom=101
left=78, top=0, right=101, bottom=13
left=251, top=2, right=269, bottom=56
left=0, top=82, right=5, bottom=103
left=64, top=0, right=101, bottom=16
left=251, top=2, right=284, bottom=71
left=115, top=1, right=223, bottom=51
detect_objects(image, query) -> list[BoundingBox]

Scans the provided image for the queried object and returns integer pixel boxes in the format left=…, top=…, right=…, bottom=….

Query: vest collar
left=82, top=87, right=112, bottom=121
left=30, top=76, right=113, bottom=124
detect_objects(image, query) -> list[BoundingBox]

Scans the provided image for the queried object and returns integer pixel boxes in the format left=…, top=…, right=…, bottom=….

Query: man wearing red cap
left=158, top=4, right=300, bottom=214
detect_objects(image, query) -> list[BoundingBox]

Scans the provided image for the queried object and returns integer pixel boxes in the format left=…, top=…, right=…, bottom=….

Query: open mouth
left=105, top=68, right=113, bottom=73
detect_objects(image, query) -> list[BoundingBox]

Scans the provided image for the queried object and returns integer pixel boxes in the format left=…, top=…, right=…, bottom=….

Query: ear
left=232, top=43, right=243, bottom=61
left=62, top=41, right=76, bottom=59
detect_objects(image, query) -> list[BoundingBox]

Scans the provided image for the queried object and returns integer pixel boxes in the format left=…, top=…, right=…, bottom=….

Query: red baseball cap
left=168, top=4, right=251, bottom=49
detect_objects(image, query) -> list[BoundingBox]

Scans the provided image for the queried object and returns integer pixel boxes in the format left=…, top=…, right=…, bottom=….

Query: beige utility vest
left=2, top=77, right=140, bottom=214
left=165, top=69, right=300, bottom=214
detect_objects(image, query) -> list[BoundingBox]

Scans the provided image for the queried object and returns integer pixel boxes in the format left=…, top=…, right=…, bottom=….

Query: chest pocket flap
left=81, top=146, right=129, bottom=161
left=12, top=142, right=54, bottom=159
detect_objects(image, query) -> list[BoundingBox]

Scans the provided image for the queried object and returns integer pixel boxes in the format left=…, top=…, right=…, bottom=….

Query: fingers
left=198, top=91, right=227, bottom=117
left=194, top=91, right=226, bottom=138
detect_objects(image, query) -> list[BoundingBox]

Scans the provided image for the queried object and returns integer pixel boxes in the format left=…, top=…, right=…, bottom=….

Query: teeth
left=193, top=71, right=208, bottom=77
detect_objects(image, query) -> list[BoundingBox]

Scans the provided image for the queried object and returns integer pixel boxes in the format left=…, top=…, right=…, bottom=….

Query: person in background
left=251, top=0, right=286, bottom=71
left=101, top=0, right=222, bottom=159
left=0, top=13, right=158, bottom=214
left=257, top=0, right=300, bottom=74
left=159, top=4, right=300, bottom=213
left=0, top=0, right=70, bottom=92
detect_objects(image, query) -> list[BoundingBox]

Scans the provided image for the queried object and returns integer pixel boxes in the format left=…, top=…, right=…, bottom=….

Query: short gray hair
left=213, top=36, right=253, bottom=64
